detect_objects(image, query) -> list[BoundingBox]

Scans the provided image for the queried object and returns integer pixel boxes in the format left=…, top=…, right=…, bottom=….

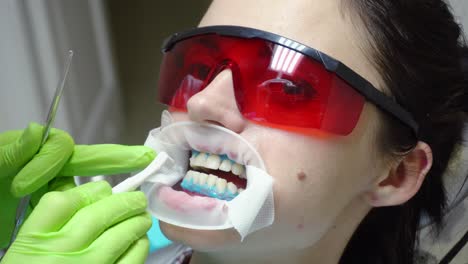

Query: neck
left=190, top=197, right=370, bottom=264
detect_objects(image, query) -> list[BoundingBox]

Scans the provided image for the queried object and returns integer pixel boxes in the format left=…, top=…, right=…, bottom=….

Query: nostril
left=204, top=120, right=225, bottom=127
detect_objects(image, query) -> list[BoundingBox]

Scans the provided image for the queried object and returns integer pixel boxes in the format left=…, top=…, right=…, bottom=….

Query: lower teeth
left=180, top=178, right=238, bottom=201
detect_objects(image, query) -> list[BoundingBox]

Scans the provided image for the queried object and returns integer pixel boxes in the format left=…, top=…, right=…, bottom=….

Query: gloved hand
left=0, top=123, right=156, bottom=248
left=1, top=181, right=152, bottom=264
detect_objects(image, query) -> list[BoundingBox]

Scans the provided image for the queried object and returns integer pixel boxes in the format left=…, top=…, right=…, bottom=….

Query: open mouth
left=144, top=120, right=274, bottom=232
left=172, top=150, right=247, bottom=201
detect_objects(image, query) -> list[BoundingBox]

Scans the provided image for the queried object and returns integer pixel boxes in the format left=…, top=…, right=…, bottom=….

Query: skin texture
left=158, top=0, right=433, bottom=263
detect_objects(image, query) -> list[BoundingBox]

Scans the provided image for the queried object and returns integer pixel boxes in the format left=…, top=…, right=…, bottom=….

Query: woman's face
left=159, top=0, right=387, bottom=255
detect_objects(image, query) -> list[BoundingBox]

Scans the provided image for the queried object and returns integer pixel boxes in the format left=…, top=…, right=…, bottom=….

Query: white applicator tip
left=112, top=152, right=173, bottom=193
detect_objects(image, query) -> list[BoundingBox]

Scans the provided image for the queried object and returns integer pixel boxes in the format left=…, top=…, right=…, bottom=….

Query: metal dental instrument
left=8, top=50, right=74, bottom=247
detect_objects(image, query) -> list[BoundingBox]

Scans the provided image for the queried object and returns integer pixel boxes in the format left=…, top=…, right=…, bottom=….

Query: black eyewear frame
left=162, top=25, right=419, bottom=137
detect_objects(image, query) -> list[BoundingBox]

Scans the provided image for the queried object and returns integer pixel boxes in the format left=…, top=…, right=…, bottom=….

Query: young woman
left=1, top=0, right=467, bottom=263
left=149, top=0, right=468, bottom=263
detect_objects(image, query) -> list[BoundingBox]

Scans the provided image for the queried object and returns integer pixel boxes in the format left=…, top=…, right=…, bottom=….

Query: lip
left=149, top=184, right=231, bottom=229
left=158, top=185, right=223, bottom=212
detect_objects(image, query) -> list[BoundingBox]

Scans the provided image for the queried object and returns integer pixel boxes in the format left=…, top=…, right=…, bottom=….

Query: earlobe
left=365, top=141, right=433, bottom=207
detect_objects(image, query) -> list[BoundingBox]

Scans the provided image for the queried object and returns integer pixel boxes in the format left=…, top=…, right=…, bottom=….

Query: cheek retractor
left=139, top=116, right=275, bottom=240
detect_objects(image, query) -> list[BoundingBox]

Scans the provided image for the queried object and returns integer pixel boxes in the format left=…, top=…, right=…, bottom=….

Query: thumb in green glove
left=1, top=181, right=152, bottom=264
left=0, top=123, right=75, bottom=196
left=0, top=123, right=156, bottom=248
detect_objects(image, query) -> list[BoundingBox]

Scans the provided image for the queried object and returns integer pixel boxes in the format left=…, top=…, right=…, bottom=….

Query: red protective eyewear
left=158, top=26, right=418, bottom=136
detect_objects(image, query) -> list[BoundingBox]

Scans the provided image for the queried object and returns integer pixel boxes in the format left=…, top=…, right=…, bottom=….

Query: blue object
left=181, top=177, right=237, bottom=201
left=147, top=217, right=173, bottom=253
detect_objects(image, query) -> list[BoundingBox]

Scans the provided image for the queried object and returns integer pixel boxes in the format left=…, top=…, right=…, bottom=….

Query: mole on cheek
left=296, top=215, right=305, bottom=230
left=297, top=172, right=307, bottom=181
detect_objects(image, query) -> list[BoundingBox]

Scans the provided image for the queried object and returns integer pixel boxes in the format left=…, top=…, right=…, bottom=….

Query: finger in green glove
left=0, top=123, right=156, bottom=249
left=0, top=124, right=44, bottom=180
left=60, top=144, right=157, bottom=177
left=116, top=237, right=150, bottom=264
left=1, top=181, right=152, bottom=264
left=0, top=123, right=73, bottom=249
left=10, top=126, right=75, bottom=196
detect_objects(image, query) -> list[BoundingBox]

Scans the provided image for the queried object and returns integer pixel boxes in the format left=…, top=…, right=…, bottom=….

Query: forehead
left=199, top=0, right=382, bottom=89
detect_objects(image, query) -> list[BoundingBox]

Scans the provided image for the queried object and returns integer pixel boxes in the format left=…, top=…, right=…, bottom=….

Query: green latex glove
left=0, top=123, right=156, bottom=249
left=1, top=181, right=152, bottom=264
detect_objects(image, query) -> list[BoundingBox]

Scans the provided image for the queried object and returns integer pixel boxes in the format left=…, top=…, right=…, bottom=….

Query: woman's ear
left=364, top=141, right=433, bottom=207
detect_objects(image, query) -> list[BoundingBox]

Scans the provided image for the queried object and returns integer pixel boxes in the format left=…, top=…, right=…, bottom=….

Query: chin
left=159, top=221, right=242, bottom=251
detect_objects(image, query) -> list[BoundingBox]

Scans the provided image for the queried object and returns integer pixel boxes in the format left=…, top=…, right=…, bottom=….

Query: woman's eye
left=261, top=79, right=317, bottom=98
left=283, top=81, right=305, bottom=95
left=188, top=63, right=212, bottom=80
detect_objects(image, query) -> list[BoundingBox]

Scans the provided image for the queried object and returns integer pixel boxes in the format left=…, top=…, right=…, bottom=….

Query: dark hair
left=339, top=1, right=468, bottom=264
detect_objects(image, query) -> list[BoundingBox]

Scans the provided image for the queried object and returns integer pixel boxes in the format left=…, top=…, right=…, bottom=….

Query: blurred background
left=107, top=0, right=211, bottom=144
left=0, top=0, right=211, bottom=145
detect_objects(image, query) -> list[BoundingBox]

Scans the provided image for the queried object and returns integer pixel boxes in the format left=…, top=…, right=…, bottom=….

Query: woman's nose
left=186, top=69, right=246, bottom=133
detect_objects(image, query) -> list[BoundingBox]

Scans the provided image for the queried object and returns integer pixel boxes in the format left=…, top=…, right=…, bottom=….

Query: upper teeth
left=231, top=163, right=244, bottom=176
left=190, top=151, right=246, bottom=178
left=219, top=159, right=232, bottom=172
left=206, top=154, right=221, bottom=170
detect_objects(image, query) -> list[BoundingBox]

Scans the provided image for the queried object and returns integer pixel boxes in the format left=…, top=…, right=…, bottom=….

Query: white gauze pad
left=141, top=111, right=275, bottom=240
